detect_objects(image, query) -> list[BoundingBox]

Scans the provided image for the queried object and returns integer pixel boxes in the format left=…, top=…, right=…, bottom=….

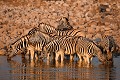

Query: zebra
left=76, top=36, right=107, bottom=64
left=5, top=28, right=53, bottom=60
left=38, top=22, right=56, bottom=34
left=26, top=31, right=53, bottom=60
left=37, top=22, right=85, bottom=60
left=37, top=22, right=85, bottom=37
left=4, top=22, right=57, bottom=60
left=52, top=29, right=85, bottom=37
left=43, top=36, right=74, bottom=61
left=4, top=26, right=40, bottom=60
left=94, top=35, right=117, bottom=62
left=43, top=36, right=107, bottom=64
left=56, top=17, right=73, bottom=31
left=5, top=34, right=30, bottom=60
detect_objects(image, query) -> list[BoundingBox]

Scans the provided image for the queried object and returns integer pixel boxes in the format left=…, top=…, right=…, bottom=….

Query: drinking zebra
left=43, top=36, right=107, bottom=64
left=94, top=35, right=117, bottom=62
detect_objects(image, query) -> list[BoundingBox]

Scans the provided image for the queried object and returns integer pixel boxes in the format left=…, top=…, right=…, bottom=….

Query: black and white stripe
left=6, top=35, right=30, bottom=59
left=38, top=22, right=85, bottom=38
left=38, top=22, right=56, bottom=34
left=43, top=36, right=107, bottom=64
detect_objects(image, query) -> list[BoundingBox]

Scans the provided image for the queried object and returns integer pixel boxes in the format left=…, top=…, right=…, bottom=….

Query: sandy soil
left=0, top=0, right=120, bottom=49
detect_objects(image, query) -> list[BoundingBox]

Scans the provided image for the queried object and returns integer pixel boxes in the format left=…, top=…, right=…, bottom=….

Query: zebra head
left=97, top=47, right=113, bottom=64
left=93, top=44, right=108, bottom=64
left=56, top=17, right=73, bottom=31
left=3, top=44, right=15, bottom=60
left=3, top=45, right=13, bottom=55
left=97, top=51, right=107, bottom=64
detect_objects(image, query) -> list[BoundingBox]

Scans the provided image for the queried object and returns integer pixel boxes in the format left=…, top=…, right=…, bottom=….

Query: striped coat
left=43, top=36, right=107, bottom=64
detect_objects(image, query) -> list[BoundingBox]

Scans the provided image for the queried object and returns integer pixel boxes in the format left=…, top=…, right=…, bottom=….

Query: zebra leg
left=85, top=53, right=93, bottom=64
left=55, top=49, right=64, bottom=61
left=70, top=54, right=74, bottom=61
left=51, top=52, right=55, bottom=60
left=34, top=52, right=38, bottom=60
left=83, top=55, right=87, bottom=63
left=47, top=53, right=50, bottom=61
left=27, top=45, right=35, bottom=60
left=26, top=49, right=30, bottom=59
left=60, top=52, right=64, bottom=62
left=90, top=57, right=93, bottom=63
left=77, top=53, right=83, bottom=62
left=30, top=49, right=35, bottom=60
left=86, top=56, right=90, bottom=64
left=58, top=49, right=65, bottom=62
left=55, top=52, right=60, bottom=61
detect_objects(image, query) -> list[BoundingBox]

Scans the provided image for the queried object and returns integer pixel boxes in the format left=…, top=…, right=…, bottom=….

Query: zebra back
left=38, top=22, right=56, bottom=34
left=43, top=36, right=65, bottom=53
left=50, top=29, right=85, bottom=38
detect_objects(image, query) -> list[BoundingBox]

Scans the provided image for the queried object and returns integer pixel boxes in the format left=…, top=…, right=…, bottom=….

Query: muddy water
left=0, top=55, right=120, bottom=80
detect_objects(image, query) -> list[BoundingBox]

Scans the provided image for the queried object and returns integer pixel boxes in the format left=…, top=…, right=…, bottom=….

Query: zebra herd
left=3, top=17, right=119, bottom=65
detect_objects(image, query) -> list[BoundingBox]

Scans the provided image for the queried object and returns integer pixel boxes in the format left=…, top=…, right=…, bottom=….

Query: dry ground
left=0, top=0, right=120, bottom=49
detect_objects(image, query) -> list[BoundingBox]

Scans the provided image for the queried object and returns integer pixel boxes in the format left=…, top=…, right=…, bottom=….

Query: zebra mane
left=10, top=35, right=28, bottom=45
left=27, top=27, right=39, bottom=35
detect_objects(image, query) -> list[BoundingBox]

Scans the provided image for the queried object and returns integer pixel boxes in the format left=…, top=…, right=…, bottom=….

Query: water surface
left=0, top=55, right=120, bottom=80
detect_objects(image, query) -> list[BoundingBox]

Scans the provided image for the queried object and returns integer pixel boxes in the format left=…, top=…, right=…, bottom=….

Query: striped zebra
left=28, top=22, right=84, bottom=39
left=43, top=36, right=107, bottom=64
left=38, top=22, right=56, bottom=34
left=5, top=22, right=57, bottom=60
left=5, top=26, right=40, bottom=60
left=6, top=34, right=30, bottom=60
left=56, top=17, right=73, bottom=31
left=94, top=35, right=116, bottom=62
left=37, top=22, right=85, bottom=37
left=27, top=31, right=53, bottom=60
left=37, top=23, right=85, bottom=60
left=5, top=26, right=53, bottom=60
left=51, top=29, right=85, bottom=37
left=76, top=36, right=107, bottom=64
